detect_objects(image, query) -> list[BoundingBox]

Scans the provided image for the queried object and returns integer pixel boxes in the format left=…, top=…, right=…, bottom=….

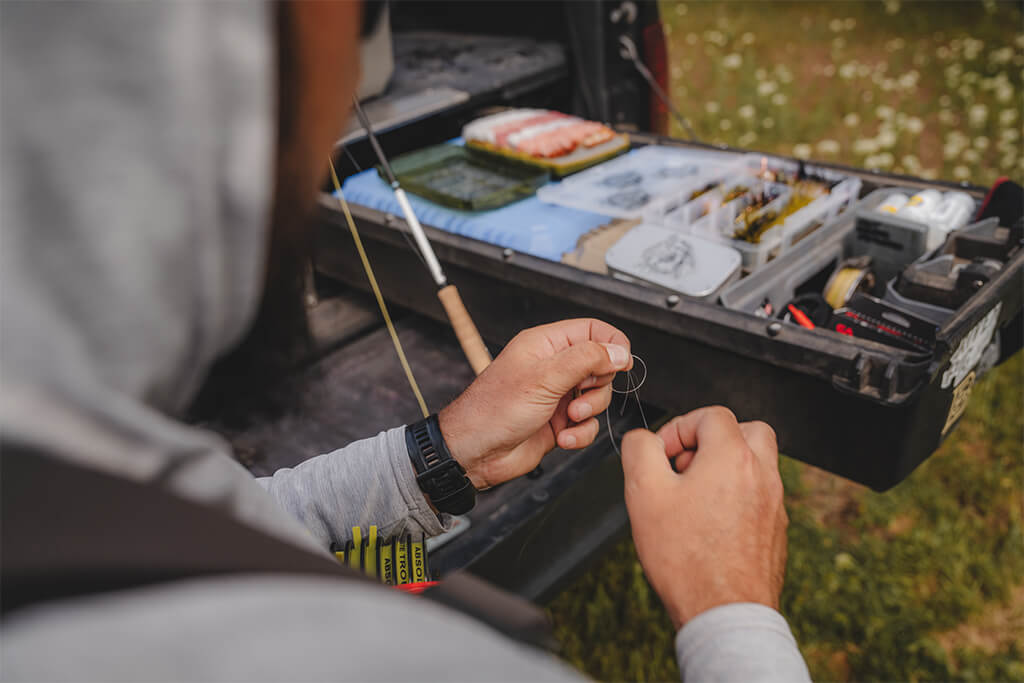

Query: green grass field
left=547, top=3, right=1024, bottom=681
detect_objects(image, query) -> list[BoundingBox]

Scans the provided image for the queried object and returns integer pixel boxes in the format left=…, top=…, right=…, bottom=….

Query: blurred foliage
left=548, top=2, right=1024, bottom=681
left=659, top=0, right=1023, bottom=186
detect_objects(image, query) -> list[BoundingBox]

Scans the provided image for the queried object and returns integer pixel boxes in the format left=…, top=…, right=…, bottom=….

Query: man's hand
left=439, top=319, right=631, bottom=489
left=620, top=407, right=788, bottom=630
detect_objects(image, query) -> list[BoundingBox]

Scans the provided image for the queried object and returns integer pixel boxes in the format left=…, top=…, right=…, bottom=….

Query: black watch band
left=405, top=414, right=476, bottom=515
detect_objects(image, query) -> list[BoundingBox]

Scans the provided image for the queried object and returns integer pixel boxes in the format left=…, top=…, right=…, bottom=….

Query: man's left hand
left=439, top=318, right=631, bottom=489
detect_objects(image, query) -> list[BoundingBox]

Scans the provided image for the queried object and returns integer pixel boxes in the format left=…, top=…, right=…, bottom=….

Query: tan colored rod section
left=437, top=284, right=492, bottom=375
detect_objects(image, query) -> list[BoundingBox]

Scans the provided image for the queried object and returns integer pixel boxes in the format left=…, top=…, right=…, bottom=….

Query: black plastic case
left=315, top=134, right=1023, bottom=491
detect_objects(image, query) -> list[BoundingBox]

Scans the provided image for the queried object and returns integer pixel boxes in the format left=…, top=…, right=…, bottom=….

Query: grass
left=547, top=3, right=1024, bottom=681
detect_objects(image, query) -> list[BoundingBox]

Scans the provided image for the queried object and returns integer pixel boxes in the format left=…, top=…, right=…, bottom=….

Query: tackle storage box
left=315, top=132, right=1023, bottom=492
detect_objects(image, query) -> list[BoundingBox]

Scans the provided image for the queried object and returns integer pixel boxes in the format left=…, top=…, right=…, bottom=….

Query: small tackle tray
left=315, top=132, right=1023, bottom=491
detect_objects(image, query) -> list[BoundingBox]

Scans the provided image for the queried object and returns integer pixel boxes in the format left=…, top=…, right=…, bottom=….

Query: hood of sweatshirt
left=0, top=2, right=289, bottom=486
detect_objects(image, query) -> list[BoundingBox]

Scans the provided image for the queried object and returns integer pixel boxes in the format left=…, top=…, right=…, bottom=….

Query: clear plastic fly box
left=535, top=145, right=735, bottom=218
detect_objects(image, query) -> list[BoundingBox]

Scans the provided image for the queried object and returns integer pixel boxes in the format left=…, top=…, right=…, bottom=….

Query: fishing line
left=606, top=354, right=649, bottom=456
left=338, top=144, right=431, bottom=273
left=328, top=158, right=430, bottom=418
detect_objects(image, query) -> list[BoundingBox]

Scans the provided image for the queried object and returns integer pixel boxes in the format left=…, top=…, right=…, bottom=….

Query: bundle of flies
left=732, top=180, right=830, bottom=243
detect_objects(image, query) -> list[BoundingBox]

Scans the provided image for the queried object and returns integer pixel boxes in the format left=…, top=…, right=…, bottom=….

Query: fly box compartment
left=535, top=145, right=734, bottom=218
left=643, top=153, right=862, bottom=271
left=315, top=134, right=1024, bottom=491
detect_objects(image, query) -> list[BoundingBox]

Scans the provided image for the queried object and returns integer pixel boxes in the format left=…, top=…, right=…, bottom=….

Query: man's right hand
left=620, top=407, right=789, bottom=630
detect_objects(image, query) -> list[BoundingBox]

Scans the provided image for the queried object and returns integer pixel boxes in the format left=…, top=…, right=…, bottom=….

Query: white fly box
left=536, top=145, right=735, bottom=218
left=605, top=223, right=742, bottom=300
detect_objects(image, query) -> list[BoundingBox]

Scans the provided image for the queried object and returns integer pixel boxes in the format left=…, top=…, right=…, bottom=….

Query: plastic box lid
left=605, top=223, right=742, bottom=299
left=536, top=145, right=735, bottom=218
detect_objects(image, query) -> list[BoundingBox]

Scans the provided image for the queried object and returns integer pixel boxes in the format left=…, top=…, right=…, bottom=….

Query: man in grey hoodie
left=0, top=2, right=810, bottom=681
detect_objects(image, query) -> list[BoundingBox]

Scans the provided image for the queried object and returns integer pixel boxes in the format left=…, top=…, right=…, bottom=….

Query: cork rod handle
left=437, top=284, right=492, bottom=376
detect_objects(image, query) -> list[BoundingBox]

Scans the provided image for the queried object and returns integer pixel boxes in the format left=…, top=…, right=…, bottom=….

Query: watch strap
left=405, top=415, right=476, bottom=515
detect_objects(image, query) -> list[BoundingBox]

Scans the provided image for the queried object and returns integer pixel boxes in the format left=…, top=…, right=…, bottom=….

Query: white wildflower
left=771, top=93, right=788, bottom=106
left=706, top=101, right=721, bottom=114
left=963, top=148, right=981, bottom=163
left=905, top=117, right=924, bottom=135
left=829, top=19, right=843, bottom=32
left=676, top=3, right=688, bottom=15
left=876, top=129, right=898, bottom=149
left=999, top=127, right=1020, bottom=143
left=996, top=85, right=1014, bottom=103
left=671, top=65, right=683, bottom=80
left=817, top=139, right=841, bottom=155
left=953, top=165, right=970, bottom=180
left=963, top=38, right=984, bottom=60
left=881, top=78, right=897, bottom=92
left=853, top=138, right=879, bottom=155
left=876, top=105, right=895, bottom=120
left=857, top=63, right=872, bottom=78
left=740, top=32, right=755, bottom=46
left=957, top=84, right=973, bottom=99
left=939, top=110, right=957, bottom=125
left=737, top=131, right=758, bottom=147
left=898, top=70, right=919, bottom=89
left=901, top=154, right=921, bottom=171
left=722, top=53, right=743, bottom=70
left=864, top=153, right=893, bottom=169
left=762, top=117, right=775, bottom=129
left=720, top=119, right=733, bottom=131
left=823, top=64, right=836, bottom=77
left=833, top=37, right=846, bottom=50
left=776, top=66, right=794, bottom=84
left=843, top=113, right=861, bottom=127
left=973, top=136, right=990, bottom=151
left=936, top=46, right=951, bottom=61
left=885, top=38, right=906, bottom=52
left=968, top=103, right=989, bottom=127
left=839, top=62, right=857, bottom=80
left=792, top=143, right=813, bottom=159
left=920, top=168, right=938, bottom=180
left=738, top=104, right=756, bottom=120
left=755, top=68, right=768, bottom=80
left=884, top=0, right=900, bottom=14
left=757, top=80, right=778, bottom=96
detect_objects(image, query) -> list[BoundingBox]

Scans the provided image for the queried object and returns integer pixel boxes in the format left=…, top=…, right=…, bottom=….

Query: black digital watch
left=405, top=414, right=476, bottom=515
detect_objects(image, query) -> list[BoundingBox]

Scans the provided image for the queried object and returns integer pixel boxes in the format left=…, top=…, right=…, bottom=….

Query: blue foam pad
left=340, top=169, right=612, bottom=262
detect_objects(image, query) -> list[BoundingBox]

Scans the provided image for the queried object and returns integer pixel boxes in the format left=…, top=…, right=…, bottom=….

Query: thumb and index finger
left=536, top=320, right=633, bottom=396
left=622, top=406, right=773, bottom=484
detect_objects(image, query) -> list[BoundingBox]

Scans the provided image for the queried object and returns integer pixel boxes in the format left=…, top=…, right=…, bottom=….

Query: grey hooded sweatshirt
left=0, top=2, right=810, bottom=681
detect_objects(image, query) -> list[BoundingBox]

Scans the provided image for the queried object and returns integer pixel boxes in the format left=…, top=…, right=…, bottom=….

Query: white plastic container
left=605, top=224, right=742, bottom=300
left=536, top=145, right=735, bottom=218
left=684, top=180, right=792, bottom=269
left=642, top=153, right=861, bottom=270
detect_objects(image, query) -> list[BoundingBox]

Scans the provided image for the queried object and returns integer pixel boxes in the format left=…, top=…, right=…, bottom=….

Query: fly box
left=316, top=133, right=1024, bottom=491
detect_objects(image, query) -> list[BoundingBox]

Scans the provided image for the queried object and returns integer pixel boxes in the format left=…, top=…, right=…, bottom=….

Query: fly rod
left=350, top=97, right=492, bottom=376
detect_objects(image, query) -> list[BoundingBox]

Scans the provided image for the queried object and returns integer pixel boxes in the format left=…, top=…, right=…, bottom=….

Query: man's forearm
left=675, top=603, right=811, bottom=683
left=256, top=427, right=449, bottom=548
